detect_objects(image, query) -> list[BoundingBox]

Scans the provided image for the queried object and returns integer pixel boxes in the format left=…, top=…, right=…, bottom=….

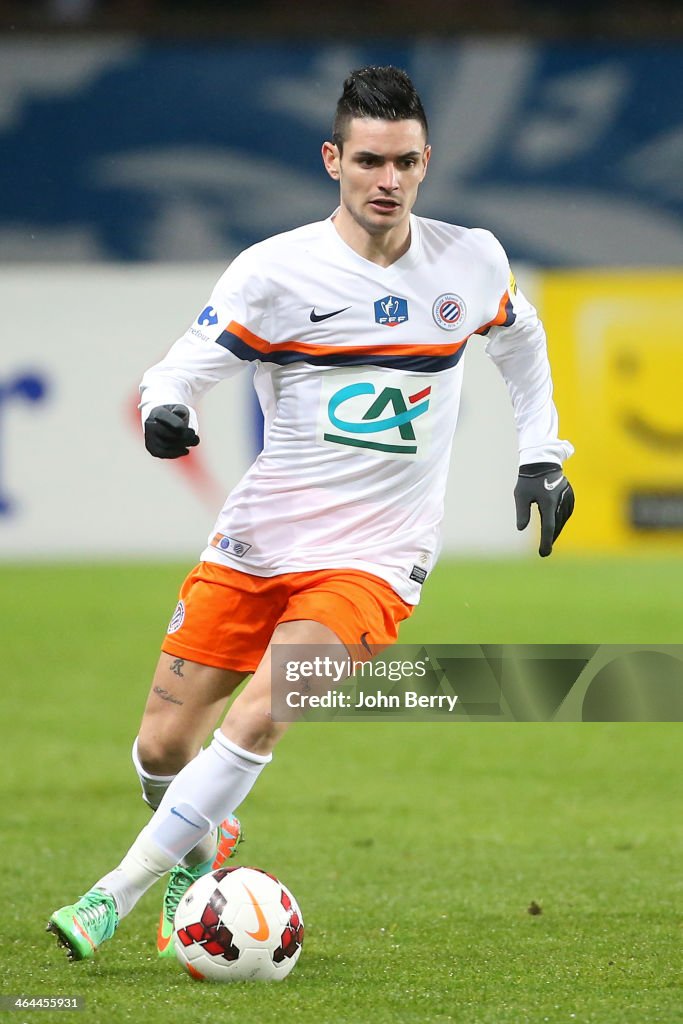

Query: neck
left=331, top=208, right=411, bottom=267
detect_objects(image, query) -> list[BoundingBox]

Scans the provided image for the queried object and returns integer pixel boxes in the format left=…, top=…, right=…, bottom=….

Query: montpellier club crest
left=167, top=600, right=185, bottom=634
left=432, top=293, right=466, bottom=331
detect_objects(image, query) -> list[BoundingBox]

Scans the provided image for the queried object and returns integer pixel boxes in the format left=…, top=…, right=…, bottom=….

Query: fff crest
left=374, top=295, right=408, bottom=328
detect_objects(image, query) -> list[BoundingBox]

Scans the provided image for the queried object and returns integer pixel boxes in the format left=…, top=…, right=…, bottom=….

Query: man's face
left=323, top=117, right=430, bottom=238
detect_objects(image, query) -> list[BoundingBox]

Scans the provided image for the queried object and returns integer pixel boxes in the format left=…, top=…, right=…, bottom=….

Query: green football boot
left=157, top=814, right=242, bottom=958
left=47, top=889, right=118, bottom=961
left=212, top=814, right=243, bottom=871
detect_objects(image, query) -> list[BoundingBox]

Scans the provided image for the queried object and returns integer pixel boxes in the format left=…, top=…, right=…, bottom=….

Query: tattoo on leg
left=153, top=685, right=184, bottom=706
left=170, top=658, right=185, bottom=678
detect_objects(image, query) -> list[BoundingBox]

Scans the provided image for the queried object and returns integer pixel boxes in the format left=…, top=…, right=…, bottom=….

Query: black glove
left=144, top=404, right=199, bottom=459
left=514, top=462, right=575, bottom=557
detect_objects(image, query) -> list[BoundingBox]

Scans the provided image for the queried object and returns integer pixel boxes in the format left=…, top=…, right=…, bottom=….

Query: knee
left=135, top=729, right=198, bottom=776
left=221, top=695, right=287, bottom=755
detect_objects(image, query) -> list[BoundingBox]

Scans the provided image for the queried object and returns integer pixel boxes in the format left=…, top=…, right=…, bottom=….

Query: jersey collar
left=325, top=211, right=422, bottom=274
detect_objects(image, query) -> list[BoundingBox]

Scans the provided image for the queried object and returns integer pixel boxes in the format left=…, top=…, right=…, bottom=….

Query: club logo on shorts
left=167, top=600, right=185, bottom=634
left=432, top=293, right=466, bottom=331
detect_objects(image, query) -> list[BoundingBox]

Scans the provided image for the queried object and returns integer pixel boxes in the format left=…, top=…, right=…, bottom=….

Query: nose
left=378, top=162, right=399, bottom=191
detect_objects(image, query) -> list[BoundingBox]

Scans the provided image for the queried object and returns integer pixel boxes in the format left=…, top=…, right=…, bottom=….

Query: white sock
left=131, top=737, right=175, bottom=810
left=131, top=736, right=218, bottom=868
left=94, top=829, right=180, bottom=918
left=95, top=732, right=271, bottom=919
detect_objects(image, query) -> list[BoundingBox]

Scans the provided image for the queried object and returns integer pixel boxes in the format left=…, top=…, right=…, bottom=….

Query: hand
left=144, top=404, right=199, bottom=459
left=514, top=462, right=575, bottom=557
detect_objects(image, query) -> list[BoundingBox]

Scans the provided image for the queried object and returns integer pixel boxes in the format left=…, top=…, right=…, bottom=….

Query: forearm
left=484, top=293, right=573, bottom=466
left=139, top=361, right=202, bottom=432
left=139, top=336, right=246, bottom=431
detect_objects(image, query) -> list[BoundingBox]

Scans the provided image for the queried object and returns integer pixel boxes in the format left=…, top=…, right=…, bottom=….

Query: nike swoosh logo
left=544, top=475, right=565, bottom=491
left=72, top=916, right=96, bottom=950
left=243, top=884, right=270, bottom=941
left=156, top=913, right=172, bottom=953
left=360, top=631, right=373, bottom=655
left=310, top=306, right=350, bottom=323
left=170, top=806, right=202, bottom=828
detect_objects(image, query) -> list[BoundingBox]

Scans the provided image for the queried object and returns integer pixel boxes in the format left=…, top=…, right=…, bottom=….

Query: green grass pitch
left=1, top=557, right=681, bottom=1024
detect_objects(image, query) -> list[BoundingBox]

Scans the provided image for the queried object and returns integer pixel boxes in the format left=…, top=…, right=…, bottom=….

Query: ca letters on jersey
left=317, top=369, right=434, bottom=461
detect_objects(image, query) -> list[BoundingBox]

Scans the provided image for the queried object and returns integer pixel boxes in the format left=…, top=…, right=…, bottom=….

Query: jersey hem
left=199, top=547, right=422, bottom=605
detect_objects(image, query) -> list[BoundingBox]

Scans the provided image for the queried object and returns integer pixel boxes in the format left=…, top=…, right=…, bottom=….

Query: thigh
left=137, top=652, right=247, bottom=774
left=219, top=618, right=345, bottom=754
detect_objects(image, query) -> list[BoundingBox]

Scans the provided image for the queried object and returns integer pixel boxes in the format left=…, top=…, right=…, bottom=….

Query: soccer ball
left=173, top=866, right=304, bottom=982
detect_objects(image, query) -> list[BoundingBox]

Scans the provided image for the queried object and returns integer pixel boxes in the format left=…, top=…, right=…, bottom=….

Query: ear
left=322, top=140, right=341, bottom=181
left=420, top=145, right=432, bottom=182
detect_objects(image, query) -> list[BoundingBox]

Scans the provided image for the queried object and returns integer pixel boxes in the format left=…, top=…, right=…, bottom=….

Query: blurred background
left=1, top=0, right=682, bottom=560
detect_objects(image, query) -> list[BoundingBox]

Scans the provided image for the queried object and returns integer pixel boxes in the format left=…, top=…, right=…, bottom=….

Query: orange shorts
left=161, top=562, right=414, bottom=674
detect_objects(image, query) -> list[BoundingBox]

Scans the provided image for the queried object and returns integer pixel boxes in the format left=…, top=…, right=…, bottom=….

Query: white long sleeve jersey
left=140, top=214, right=573, bottom=604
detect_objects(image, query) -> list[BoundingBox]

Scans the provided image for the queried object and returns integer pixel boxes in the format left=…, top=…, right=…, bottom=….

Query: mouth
left=368, top=198, right=401, bottom=213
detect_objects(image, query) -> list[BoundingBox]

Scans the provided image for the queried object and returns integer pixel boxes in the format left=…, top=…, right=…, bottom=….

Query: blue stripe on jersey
left=478, top=296, right=516, bottom=336
left=215, top=329, right=468, bottom=373
left=501, top=296, right=516, bottom=327
left=499, top=294, right=516, bottom=325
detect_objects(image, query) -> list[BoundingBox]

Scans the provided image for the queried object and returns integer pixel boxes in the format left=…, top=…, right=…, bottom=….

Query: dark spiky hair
left=332, top=66, right=429, bottom=152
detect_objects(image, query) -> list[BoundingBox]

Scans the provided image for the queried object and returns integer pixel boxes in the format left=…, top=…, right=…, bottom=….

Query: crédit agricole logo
left=319, top=373, right=433, bottom=458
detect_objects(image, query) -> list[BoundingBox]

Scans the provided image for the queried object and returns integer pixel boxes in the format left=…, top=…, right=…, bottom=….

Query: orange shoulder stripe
left=476, top=290, right=513, bottom=334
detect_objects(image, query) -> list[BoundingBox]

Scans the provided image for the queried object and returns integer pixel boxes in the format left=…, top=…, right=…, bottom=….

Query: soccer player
left=47, top=65, right=574, bottom=960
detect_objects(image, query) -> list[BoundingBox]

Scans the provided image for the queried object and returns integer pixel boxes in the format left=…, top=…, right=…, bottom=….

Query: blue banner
left=1, top=40, right=681, bottom=265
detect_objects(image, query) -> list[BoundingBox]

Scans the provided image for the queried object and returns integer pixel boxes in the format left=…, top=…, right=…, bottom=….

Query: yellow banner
left=539, top=272, right=683, bottom=551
